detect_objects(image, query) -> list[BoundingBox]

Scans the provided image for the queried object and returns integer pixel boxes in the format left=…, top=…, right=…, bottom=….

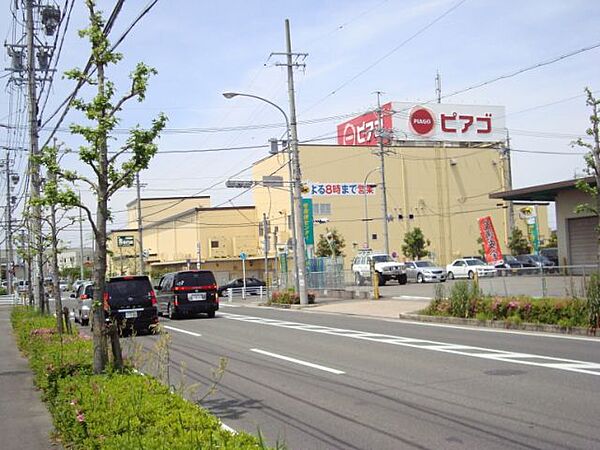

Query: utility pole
left=504, top=130, right=515, bottom=233
left=25, top=0, right=45, bottom=312
left=435, top=71, right=442, bottom=103
left=3, top=154, right=14, bottom=295
left=135, top=172, right=144, bottom=275
left=375, top=91, right=391, bottom=255
left=263, top=213, right=269, bottom=294
left=273, top=19, right=309, bottom=305
left=78, top=192, right=85, bottom=280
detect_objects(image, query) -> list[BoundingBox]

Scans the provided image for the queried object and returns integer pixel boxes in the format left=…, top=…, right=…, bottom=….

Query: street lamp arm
left=222, top=92, right=290, bottom=130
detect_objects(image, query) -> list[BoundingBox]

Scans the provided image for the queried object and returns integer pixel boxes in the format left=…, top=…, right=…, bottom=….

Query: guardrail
left=223, top=286, right=266, bottom=301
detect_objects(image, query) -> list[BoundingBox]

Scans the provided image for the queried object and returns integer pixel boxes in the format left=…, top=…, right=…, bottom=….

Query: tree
left=573, top=88, right=600, bottom=266
left=316, top=228, right=345, bottom=257
left=401, top=227, right=430, bottom=260
left=37, top=1, right=166, bottom=373
left=476, top=236, right=486, bottom=259
left=543, top=230, right=557, bottom=248
left=507, top=228, right=531, bottom=256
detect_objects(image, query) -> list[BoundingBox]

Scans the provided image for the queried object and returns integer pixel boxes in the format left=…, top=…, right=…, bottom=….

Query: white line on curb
left=250, top=348, right=345, bottom=375
left=163, top=325, right=201, bottom=337
left=393, top=295, right=433, bottom=301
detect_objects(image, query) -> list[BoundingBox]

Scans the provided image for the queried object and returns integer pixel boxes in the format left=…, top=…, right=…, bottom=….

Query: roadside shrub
left=11, top=307, right=267, bottom=449
left=269, top=289, right=315, bottom=305
left=448, top=281, right=479, bottom=318
left=586, top=273, right=600, bottom=334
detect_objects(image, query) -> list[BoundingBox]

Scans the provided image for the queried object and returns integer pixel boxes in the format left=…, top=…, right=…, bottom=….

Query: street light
left=222, top=92, right=306, bottom=302
left=363, top=167, right=381, bottom=249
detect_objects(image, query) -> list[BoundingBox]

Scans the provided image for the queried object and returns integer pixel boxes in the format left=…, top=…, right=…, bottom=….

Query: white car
left=446, top=258, right=496, bottom=279
left=352, top=252, right=407, bottom=286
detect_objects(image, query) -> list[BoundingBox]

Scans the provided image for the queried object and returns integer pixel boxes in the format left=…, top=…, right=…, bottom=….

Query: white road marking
left=393, top=295, right=433, bottom=301
left=221, top=312, right=600, bottom=377
left=250, top=348, right=345, bottom=375
left=220, top=303, right=242, bottom=307
left=220, top=422, right=236, bottom=433
left=395, top=319, right=600, bottom=342
left=163, top=325, right=202, bottom=337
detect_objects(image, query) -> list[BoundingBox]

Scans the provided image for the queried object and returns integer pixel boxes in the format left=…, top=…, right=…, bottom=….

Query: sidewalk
left=308, top=297, right=429, bottom=319
left=0, top=306, right=56, bottom=450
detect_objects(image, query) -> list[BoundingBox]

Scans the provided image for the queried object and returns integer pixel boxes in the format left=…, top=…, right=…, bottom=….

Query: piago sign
left=337, top=102, right=505, bottom=145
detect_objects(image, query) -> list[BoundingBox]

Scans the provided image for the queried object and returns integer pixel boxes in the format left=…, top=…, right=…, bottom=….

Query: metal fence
left=222, top=286, right=267, bottom=302
left=0, top=294, right=22, bottom=306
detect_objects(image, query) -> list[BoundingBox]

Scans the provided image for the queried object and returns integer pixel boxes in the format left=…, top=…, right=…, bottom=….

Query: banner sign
left=337, top=102, right=505, bottom=144
left=527, top=217, right=540, bottom=254
left=478, top=216, right=503, bottom=264
left=310, top=183, right=376, bottom=196
left=117, top=235, right=134, bottom=247
left=302, top=198, right=314, bottom=246
left=336, top=102, right=393, bottom=146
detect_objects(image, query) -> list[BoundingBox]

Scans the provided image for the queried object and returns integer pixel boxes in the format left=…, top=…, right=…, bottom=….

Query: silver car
left=404, top=260, right=447, bottom=283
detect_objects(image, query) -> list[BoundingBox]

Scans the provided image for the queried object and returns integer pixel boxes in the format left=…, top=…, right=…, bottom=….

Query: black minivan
left=156, top=270, right=219, bottom=319
left=104, top=275, right=158, bottom=334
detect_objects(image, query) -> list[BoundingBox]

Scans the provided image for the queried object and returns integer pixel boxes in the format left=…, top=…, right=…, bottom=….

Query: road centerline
left=250, top=348, right=345, bottom=375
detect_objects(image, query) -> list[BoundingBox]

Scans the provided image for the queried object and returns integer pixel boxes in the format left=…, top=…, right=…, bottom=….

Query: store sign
left=310, top=183, right=376, bottom=196
left=117, top=235, right=134, bottom=247
left=302, top=198, right=314, bottom=246
left=336, top=102, right=393, bottom=146
left=478, top=216, right=503, bottom=264
left=337, top=102, right=505, bottom=144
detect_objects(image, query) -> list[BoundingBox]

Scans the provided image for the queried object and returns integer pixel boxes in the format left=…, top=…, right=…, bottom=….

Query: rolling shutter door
left=567, top=216, right=597, bottom=266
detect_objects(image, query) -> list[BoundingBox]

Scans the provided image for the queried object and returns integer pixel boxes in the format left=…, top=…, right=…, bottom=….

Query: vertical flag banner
left=526, top=217, right=540, bottom=254
left=302, top=198, right=314, bottom=246
left=478, top=216, right=503, bottom=264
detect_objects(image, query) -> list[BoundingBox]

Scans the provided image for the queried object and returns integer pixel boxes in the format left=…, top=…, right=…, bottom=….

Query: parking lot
left=365, top=273, right=590, bottom=299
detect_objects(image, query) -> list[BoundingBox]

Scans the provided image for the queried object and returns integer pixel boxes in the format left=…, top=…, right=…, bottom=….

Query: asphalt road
left=110, top=303, right=600, bottom=450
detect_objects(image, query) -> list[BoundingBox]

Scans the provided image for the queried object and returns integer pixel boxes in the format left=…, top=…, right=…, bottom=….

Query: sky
left=2, top=0, right=600, bottom=247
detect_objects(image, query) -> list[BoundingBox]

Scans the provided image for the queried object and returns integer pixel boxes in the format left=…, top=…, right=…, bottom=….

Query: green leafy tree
left=316, top=228, right=345, bottom=257
left=401, top=227, right=430, bottom=260
left=543, top=230, right=557, bottom=248
left=572, top=88, right=600, bottom=266
left=36, top=1, right=167, bottom=373
left=507, top=228, right=531, bottom=256
left=476, top=236, right=486, bottom=259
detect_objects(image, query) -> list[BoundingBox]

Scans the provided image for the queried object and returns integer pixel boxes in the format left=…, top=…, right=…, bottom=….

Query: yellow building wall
left=126, top=196, right=211, bottom=228
left=252, top=144, right=550, bottom=267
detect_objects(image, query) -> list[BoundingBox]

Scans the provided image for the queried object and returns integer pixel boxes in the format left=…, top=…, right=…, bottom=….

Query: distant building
left=57, top=248, right=94, bottom=270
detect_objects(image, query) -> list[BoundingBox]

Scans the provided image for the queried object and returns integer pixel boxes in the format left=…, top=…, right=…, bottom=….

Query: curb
left=398, top=313, right=597, bottom=336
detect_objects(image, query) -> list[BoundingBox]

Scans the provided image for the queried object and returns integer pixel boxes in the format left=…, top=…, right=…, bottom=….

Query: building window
left=287, top=215, right=292, bottom=230
left=314, top=203, right=331, bottom=215
left=372, top=233, right=378, bottom=240
left=210, top=240, right=219, bottom=248
left=259, top=221, right=264, bottom=236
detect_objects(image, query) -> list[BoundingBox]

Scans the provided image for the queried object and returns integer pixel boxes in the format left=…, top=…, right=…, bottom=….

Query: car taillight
left=150, top=290, right=157, bottom=306
left=80, top=294, right=88, bottom=300
left=174, top=284, right=217, bottom=292
left=102, top=292, right=109, bottom=311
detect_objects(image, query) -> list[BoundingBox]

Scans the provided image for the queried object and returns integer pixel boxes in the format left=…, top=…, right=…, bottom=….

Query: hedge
left=11, top=307, right=269, bottom=449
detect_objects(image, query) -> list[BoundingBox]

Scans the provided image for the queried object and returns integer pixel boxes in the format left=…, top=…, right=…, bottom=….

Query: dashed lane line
left=250, top=348, right=345, bottom=375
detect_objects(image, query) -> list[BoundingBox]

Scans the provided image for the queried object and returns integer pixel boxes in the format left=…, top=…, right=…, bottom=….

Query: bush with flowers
left=269, top=289, right=316, bottom=305
left=421, top=283, right=588, bottom=328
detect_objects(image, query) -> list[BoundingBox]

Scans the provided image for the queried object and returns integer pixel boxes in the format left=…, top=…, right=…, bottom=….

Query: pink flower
left=70, top=399, right=78, bottom=406
left=507, top=301, right=519, bottom=310
left=76, top=411, right=85, bottom=423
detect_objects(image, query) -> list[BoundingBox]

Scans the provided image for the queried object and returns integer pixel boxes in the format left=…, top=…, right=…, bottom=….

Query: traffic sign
left=240, top=252, right=247, bottom=261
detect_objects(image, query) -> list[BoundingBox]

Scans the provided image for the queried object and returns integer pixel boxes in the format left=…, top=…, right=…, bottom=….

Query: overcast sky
left=2, top=0, right=599, bottom=245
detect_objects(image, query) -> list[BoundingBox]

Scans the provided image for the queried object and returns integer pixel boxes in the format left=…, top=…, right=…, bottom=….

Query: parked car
left=218, top=277, right=265, bottom=297
left=16, top=280, right=29, bottom=293
left=404, top=260, right=446, bottom=283
left=540, top=247, right=558, bottom=266
left=446, top=258, right=496, bottom=279
left=72, top=279, right=86, bottom=293
left=156, top=270, right=219, bottom=319
left=352, top=251, right=407, bottom=286
left=72, top=281, right=93, bottom=326
left=104, top=275, right=158, bottom=334
left=59, top=279, right=69, bottom=291
left=494, top=255, right=523, bottom=275
left=516, top=254, right=556, bottom=273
